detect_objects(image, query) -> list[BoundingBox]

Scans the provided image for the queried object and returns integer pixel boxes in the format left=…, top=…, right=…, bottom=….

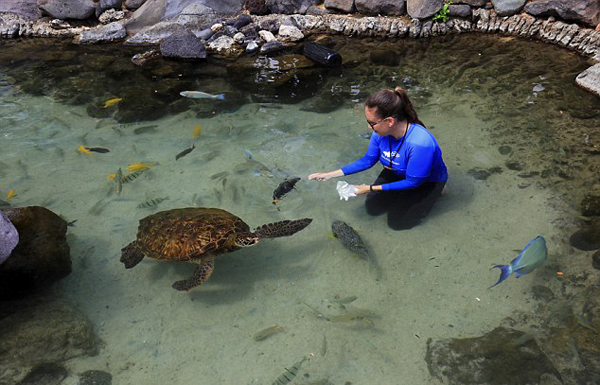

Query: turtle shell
left=135, top=208, right=250, bottom=262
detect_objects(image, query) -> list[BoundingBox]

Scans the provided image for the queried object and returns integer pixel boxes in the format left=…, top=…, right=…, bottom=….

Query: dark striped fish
left=271, top=353, right=313, bottom=385
left=137, top=197, right=169, bottom=209
left=121, top=170, right=145, bottom=183
left=87, top=147, right=110, bottom=153
left=272, top=177, right=301, bottom=205
left=175, top=144, right=196, bottom=161
left=114, top=168, right=123, bottom=196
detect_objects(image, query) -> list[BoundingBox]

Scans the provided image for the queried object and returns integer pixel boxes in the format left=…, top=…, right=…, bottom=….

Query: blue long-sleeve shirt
left=341, top=123, right=448, bottom=190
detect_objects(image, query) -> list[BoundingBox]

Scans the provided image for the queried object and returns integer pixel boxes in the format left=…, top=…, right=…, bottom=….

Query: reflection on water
left=0, top=34, right=599, bottom=384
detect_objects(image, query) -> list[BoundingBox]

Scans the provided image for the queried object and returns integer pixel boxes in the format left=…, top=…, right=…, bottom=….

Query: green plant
left=432, top=0, right=452, bottom=23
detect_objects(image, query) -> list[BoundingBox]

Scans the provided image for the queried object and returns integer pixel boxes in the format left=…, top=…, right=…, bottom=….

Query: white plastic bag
left=336, top=181, right=358, bottom=201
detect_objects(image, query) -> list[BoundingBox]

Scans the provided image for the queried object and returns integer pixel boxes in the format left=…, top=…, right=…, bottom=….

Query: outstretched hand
left=308, top=172, right=333, bottom=181
left=354, top=184, right=372, bottom=195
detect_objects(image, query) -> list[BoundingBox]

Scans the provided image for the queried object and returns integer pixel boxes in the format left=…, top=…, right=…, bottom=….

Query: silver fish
left=180, top=91, right=225, bottom=100
left=137, top=197, right=169, bottom=209
left=114, top=168, right=123, bottom=196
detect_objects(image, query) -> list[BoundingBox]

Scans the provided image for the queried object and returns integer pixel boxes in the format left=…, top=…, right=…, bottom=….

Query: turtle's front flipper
left=120, top=241, right=145, bottom=269
left=253, top=218, right=313, bottom=239
left=172, top=257, right=214, bottom=291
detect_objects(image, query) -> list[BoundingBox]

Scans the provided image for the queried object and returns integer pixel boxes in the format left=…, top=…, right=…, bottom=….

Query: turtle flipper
left=120, top=241, right=145, bottom=269
left=172, top=257, right=214, bottom=291
left=253, top=218, right=312, bottom=239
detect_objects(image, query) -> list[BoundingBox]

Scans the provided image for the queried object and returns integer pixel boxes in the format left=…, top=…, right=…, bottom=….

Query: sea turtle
left=120, top=207, right=312, bottom=291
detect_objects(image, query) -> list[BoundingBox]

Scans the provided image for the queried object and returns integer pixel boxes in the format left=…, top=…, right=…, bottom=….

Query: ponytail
left=366, top=86, right=425, bottom=127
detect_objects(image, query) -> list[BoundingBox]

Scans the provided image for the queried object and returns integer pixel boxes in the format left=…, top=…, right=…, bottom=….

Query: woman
left=308, top=87, right=448, bottom=230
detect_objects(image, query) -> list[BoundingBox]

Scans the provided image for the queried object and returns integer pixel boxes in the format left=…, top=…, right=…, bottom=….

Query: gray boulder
left=0, top=211, right=18, bottom=266
left=449, top=4, right=471, bottom=17
left=491, top=0, right=526, bottom=17
left=78, top=21, right=126, bottom=44
left=124, top=0, right=146, bottom=9
left=160, top=30, right=207, bottom=60
left=453, top=0, right=484, bottom=6
left=95, top=0, right=122, bottom=17
left=37, top=0, right=96, bottom=20
left=324, top=0, right=355, bottom=13
left=356, top=0, right=406, bottom=15
left=260, top=40, right=285, bottom=54
left=524, top=0, right=600, bottom=27
left=0, top=0, right=42, bottom=20
left=576, top=64, right=600, bottom=99
left=407, top=0, right=443, bottom=19
left=266, top=0, right=315, bottom=14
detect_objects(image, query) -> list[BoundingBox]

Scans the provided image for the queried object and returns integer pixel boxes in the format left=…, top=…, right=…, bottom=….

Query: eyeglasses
left=366, top=117, right=389, bottom=130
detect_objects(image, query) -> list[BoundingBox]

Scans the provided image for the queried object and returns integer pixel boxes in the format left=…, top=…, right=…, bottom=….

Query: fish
left=137, top=197, right=169, bottom=209
left=87, top=147, right=110, bottom=153
left=271, top=354, right=313, bottom=385
left=180, top=91, right=226, bottom=100
left=243, top=149, right=291, bottom=179
left=103, top=98, right=122, bottom=108
left=175, top=144, right=196, bottom=161
left=489, top=236, right=548, bottom=288
left=6, top=189, right=16, bottom=202
left=133, top=125, right=158, bottom=135
left=109, top=170, right=145, bottom=183
left=192, top=124, right=202, bottom=139
left=127, top=162, right=157, bottom=172
left=331, top=220, right=381, bottom=279
left=114, top=168, right=123, bottom=196
left=210, top=171, right=229, bottom=180
left=253, top=325, right=284, bottom=341
left=77, top=145, right=92, bottom=155
left=272, top=177, right=301, bottom=204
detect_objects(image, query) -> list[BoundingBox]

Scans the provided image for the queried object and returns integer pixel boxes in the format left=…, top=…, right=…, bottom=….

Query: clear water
left=1, top=34, right=599, bottom=384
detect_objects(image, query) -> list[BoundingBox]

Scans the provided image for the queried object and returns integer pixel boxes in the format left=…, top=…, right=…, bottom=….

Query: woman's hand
left=355, top=184, right=372, bottom=195
left=308, top=169, right=344, bottom=182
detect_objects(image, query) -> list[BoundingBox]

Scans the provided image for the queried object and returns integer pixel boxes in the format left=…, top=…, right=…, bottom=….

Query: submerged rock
left=581, top=192, right=600, bottom=216
left=426, top=327, right=561, bottom=385
left=569, top=219, right=600, bottom=251
left=0, top=207, right=71, bottom=299
left=0, top=300, right=99, bottom=385
left=16, top=363, right=67, bottom=385
left=79, top=370, right=112, bottom=385
left=0, top=211, right=19, bottom=266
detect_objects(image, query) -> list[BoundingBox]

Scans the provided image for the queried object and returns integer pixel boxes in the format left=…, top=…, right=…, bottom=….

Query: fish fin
left=217, top=94, right=226, bottom=101
left=489, top=264, right=513, bottom=288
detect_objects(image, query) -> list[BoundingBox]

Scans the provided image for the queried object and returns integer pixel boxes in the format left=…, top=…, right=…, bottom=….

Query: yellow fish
left=192, top=124, right=202, bottom=139
left=77, top=145, right=92, bottom=155
left=107, top=173, right=116, bottom=181
left=6, top=189, right=16, bottom=201
left=103, top=98, right=122, bottom=108
left=127, top=162, right=156, bottom=173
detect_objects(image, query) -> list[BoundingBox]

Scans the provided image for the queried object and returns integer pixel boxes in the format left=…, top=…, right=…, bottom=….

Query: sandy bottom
left=1, top=84, right=572, bottom=384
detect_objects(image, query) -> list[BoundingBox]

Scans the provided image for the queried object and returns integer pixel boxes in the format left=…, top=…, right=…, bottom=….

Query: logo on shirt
left=383, top=150, right=400, bottom=165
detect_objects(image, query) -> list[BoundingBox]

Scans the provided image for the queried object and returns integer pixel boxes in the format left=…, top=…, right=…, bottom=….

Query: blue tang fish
left=490, top=236, right=547, bottom=288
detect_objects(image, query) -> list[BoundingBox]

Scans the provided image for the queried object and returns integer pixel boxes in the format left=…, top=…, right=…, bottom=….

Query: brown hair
left=365, top=86, right=424, bottom=127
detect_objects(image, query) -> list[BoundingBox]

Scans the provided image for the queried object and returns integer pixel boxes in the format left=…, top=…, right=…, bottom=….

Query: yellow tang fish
left=77, top=145, right=92, bottom=155
left=192, top=124, right=202, bottom=139
left=127, top=162, right=156, bottom=173
left=103, top=98, right=122, bottom=108
left=6, top=189, right=16, bottom=201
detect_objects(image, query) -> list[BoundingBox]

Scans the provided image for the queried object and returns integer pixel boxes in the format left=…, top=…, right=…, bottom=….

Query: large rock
left=407, top=0, right=443, bottom=19
left=37, top=0, right=96, bottom=20
left=95, top=0, right=122, bottom=17
left=207, top=35, right=243, bottom=58
left=324, top=0, right=355, bottom=13
left=426, top=327, right=561, bottom=385
left=124, top=0, right=146, bottom=9
left=0, top=211, right=18, bottom=266
left=355, top=0, right=406, bottom=15
left=160, top=30, right=207, bottom=59
left=576, top=64, right=600, bottom=98
left=524, top=0, right=600, bottom=27
left=266, top=0, right=315, bottom=14
left=0, top=207, right=71, bottom=299
left=491, top=0, right=526, bottom=16
left=77, top=21, right=126, bottom=44
left=0, top=300, right=98, bottom=385
left=0, top=0, right=42, bottom=21
left=278, top=24, right=304, bottom=41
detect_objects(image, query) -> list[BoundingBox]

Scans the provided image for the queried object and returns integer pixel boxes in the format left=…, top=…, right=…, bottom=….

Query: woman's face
left=365, top=106, right=392, bottom=135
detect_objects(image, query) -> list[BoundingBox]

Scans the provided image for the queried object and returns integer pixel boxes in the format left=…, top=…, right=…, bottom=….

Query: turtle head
left=234, top=234, right=260, bottom=247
